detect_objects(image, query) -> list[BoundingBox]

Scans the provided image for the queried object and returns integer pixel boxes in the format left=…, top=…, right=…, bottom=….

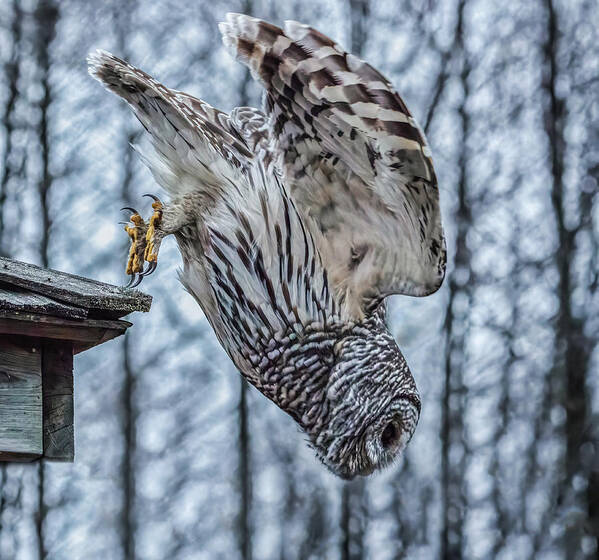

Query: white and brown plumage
left=88, top=14, right=445, bottom=479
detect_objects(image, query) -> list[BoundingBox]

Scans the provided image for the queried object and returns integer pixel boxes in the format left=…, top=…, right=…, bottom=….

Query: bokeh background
left=0, top=0, right=598, bottom=558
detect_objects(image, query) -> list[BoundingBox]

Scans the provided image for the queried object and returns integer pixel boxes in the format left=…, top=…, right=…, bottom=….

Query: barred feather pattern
left=87, top=14, right=442, bottom=479
left=201, top=168, right=340, bottom=369
left=220, top=14, right=446, bottom=315
left=88, top=50, right=252, bottom=197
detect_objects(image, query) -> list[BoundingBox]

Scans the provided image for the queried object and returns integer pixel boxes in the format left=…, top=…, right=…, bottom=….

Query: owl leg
left=122, top=194, right=191, bottom=287
left=122, top=197, right=164, bottom=287
left=122, top=207, right=149, bottom=287
left=142, top=194, right=163, bottom=273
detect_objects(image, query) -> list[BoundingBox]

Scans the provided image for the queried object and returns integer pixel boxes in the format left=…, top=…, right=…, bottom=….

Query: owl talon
left=143, top=195, right=163, bottom=264
left=141, top=261, right=157, bottom=276
left=123, top=208, right=147, bottom=280
left=125, top=273, right=137, bottom=288
left=129, top=274, right=144, bottom=288
left=121, top=196, right=164, bottom=287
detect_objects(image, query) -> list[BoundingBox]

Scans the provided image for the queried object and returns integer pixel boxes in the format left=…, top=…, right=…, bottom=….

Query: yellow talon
left=122, top=198, right=162, bottom=282
left=124, top=213, right=147, bottom=274
left=124, top=224, right=136, bottom=274
left=144, top=200, right=163, bottom=262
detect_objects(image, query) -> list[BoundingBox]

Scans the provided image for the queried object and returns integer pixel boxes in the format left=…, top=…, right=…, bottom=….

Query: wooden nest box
left=0, top=257, right=151, bottom=462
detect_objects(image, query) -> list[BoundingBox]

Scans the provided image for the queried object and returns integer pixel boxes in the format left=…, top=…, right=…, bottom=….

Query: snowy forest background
left=0, top=0, right=598, bottom=558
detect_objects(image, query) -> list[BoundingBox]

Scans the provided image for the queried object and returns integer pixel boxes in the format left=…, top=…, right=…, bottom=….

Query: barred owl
left=88, top=14, right=445, bottom=479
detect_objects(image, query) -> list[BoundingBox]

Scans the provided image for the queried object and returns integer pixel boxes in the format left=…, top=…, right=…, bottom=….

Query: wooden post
left=0, top=336, right=74, bottom=461
left=42, top=340, right=74, bottom=461
left=0, top=335, right=43, bottom=461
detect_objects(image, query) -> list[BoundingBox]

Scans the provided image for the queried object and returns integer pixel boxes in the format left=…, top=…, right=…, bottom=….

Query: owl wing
left=88, top=50, right=256, bottom=199
left=220, top=14, right=446, bottom=316
left=168, top=88, right=281, bottom=186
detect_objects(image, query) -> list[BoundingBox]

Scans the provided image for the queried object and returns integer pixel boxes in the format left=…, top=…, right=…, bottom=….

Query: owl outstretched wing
left=220, top=14, right=446, bottom=317
left=88, top=50, right=256, bottom=197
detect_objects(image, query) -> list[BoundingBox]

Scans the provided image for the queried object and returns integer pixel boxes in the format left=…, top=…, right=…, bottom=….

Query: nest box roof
left=0, top=257, right=152, bottom=353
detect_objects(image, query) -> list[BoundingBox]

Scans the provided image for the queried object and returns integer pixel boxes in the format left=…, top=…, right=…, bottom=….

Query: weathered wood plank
left=42, top=340, right=74, bottom=461
left=0, top=284, right=88, bottom=319
left=0, top=256, right=152, bottom=319
left=0, top=311, right=132, bottom=353
left=0, top=450, right=41, bottom=462
left=0, top=336, right=42, bottom=460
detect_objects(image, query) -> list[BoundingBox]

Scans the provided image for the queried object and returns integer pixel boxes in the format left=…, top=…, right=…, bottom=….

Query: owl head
left=308, top=325, right=420, bottom=480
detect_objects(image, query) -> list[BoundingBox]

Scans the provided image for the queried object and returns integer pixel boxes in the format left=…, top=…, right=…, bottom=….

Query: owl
left=88, top=14, right=445, bottom=479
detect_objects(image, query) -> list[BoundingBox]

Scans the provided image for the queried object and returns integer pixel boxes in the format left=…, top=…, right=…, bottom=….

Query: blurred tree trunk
left=588, top=468, right=599, bottom=553
left=391, top=472, right=408, bottom=558
left=0, top=0, right=22, bottom=256
left=391, top=459, right=430, bottom=558
left=237, top=3, right=254, bottom=553
left=440, top=0, right=469, bottom=558
left=340, top=3, right=370, bottom=559
left=490, top=222, right=522, bottom=556
left=582, top=157, right=599, bottom=553
left=297, top=490, right=326, bottom=560
left=0, top=468, right=24, bottom=556
left=34, top=0, right=59, bottom=270
left=541, top=1, right=595, bottom=555
left=341, top=478, right=368, bottom=560
left=120, top=331, right=137, bottom=560
left=0, top=2, right=25, bottom=554
left=238, top=377, right=252, bottom=560
left=278, top=456, right=297, bottom=560
left=32, top=1, right=59, bottom=558
left=349, top=0, right=369, bottom=55
left=114, top=2, right=139, bottom=558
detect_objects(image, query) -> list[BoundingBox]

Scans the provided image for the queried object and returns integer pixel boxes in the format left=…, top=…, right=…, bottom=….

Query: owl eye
left=381, top=420, right=400, bottom=449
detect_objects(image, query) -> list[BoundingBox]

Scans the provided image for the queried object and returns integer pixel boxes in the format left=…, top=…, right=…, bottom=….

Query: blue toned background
left=0, top=0, right=597, bottom=558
